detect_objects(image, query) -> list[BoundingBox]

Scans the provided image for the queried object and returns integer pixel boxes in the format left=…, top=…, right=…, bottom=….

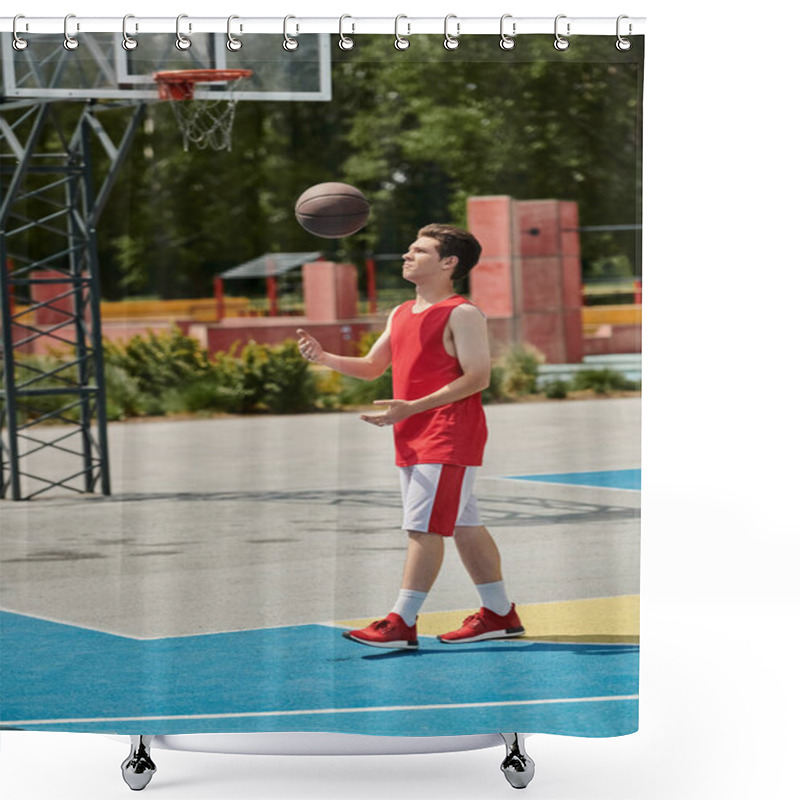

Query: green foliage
left=104, top=326, right=210, bottom=394
left=570, top=368, right=640, bottom=395
left=211, top=342, right=276, bottom=413
left=101, top=333, right=316, bottom=417
left=11, top=354, right=83, bottom=424
left=336, top=330, right=393, bottom=407
left=482, top=364, right=508, bottom=404
left=499, top=346, right=539, bottom=396
left=337, top=371, right=393, bottom=406
left=544, top=380, right=570, bottom=400
left=256, top=341, right=317, bottom=414
left=482, top=346, right=541, bottom=403
left=104, top=364, right=150, bottom=420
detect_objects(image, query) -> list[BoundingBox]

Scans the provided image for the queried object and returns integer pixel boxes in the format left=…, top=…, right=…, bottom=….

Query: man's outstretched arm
left=297, top=311, right=394, bottom=381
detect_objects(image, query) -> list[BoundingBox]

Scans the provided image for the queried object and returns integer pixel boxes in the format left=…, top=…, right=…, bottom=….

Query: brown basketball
left=294, top=182, right=370, bottom=238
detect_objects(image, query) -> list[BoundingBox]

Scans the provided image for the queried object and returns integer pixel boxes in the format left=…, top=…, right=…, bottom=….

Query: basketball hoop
left=153, top=69, right=253, bottom=152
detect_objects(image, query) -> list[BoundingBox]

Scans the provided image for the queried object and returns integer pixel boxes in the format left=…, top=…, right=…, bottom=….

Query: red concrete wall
left=30, top=270, right=79, bottom=326
left=582, top=324, right=642, bottom=356
left=468, top=197, right=584, bottom=364
left=199, top=318, right=382, bottom=358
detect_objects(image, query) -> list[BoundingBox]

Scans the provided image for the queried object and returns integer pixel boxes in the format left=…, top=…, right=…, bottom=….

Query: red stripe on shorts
left=428, top=465, right=466, bottom=537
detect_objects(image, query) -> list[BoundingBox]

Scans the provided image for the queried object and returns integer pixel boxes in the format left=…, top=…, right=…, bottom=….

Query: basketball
left=294, top=182, right=370, bottom=238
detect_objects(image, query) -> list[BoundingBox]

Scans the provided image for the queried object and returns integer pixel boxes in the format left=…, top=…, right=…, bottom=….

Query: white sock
left=390, top=589, right=428, bottom=627
left=476, top=580, right=512, bottom=616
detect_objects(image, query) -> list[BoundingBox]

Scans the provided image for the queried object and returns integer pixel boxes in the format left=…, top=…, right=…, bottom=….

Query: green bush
left=570, top=368, right=639, bottom=395
left=500, top=345, right=539, bottom=397
left=210, top=341, right=275, bottom=413
left=482, top=364, right=508, bottom=404
left=104, top=326, right=210, bottom=394
left=257, top=341, right=316, bottom=414
left=101, top=332, right=316, bottom=417
left=544, top=379, right=570, bottom=399
left=104, top=364, right=150, bottom=420
left=482, top=345, right=541, bottom=404
left=10, top=354, right=83, bottom=424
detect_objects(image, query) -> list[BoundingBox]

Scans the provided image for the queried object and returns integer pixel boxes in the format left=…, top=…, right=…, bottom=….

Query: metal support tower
left=0, top=100, right=145, bottom=500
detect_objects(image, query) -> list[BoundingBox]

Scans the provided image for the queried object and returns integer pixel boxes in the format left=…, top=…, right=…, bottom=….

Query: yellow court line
left=338, top=595, right=639, bottom=645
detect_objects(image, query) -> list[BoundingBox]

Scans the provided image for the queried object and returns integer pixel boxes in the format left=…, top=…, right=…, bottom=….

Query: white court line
left=2, top=695, right=638, bottom=728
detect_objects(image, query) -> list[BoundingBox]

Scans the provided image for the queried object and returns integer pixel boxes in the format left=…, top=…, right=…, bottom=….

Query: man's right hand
left=297, top=329, right=324, bottom=364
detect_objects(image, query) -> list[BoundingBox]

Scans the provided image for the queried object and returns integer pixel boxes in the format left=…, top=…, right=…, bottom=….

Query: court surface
left=0, top=398, right=640, bottom=737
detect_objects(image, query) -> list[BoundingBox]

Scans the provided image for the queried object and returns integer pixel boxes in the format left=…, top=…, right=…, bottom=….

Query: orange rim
left=153, top=69, right=253, bottom=101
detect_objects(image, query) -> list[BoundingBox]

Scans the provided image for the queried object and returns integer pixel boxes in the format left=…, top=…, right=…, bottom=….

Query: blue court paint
left=0, top=611, right=638, bottom=737
left=506, top=469, right=641, bottom=491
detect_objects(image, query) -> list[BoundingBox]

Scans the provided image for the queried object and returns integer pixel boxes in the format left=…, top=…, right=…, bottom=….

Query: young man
left=297, top=224, right=524, bottom=649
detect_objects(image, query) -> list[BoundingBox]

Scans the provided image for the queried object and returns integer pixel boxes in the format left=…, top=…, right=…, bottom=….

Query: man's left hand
left=360, top=399, right=414, bottom=427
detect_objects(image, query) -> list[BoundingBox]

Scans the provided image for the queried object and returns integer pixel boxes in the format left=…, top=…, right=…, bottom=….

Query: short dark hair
left=417, top=224, right=482, bottom=281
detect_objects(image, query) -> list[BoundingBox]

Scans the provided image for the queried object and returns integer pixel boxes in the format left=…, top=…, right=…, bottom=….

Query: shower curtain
left=0, top=28, right=643, bottom=742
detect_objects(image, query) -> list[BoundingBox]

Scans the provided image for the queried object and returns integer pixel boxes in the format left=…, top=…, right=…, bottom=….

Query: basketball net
left=153, top=70, right=253, bottom=152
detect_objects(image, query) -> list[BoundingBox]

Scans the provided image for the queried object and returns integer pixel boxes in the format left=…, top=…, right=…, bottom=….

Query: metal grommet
left=12, top=15, right=28, bottom=51
left=175, top=14, right=191, bottom=50
left=227, top=15, right=243, bottom=51
left=554, top=14, right=570, bottom=51
left=394, top=15, right=410, bottom=51
left=63, top=14, right=79, bottom=51
left=616, top=15, right=632, bottom=51
left=443, top=14, right=459, bottom=50
left=283, top=16, right=299, bottom=51
left=338, top=15, right=355, bottom=50
left=122, top=14, right=138, bottom=51
left=499, top=14, right=516, bottom=50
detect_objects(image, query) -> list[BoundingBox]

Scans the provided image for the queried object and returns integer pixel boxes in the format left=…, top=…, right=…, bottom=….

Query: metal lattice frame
left=0, top=100, right=145, bottom=500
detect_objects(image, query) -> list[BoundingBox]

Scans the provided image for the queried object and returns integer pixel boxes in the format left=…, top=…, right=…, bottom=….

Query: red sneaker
left=343, top=613, right=419, bottom=650
left=438, top=605, right=525, bottom=644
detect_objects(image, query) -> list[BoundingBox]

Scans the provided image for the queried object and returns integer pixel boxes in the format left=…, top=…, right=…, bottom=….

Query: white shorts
left=398, top=464, right=481, bottom=537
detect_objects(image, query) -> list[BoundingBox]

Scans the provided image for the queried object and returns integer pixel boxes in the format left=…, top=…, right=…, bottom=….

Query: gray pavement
left=0, top=398, right=640, bottom=639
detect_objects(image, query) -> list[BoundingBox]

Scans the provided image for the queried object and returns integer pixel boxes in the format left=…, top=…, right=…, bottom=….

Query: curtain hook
left=283, top=15, right=299, bottom=51
left=227, top=15, right=243, bottom=51
left=122, top=14, right=138, bottom=51
left=175, top=14, right=191, bottom=50
left=443, top=14, right=460, bottom=50
left=339, top=15, right=355, bottom=50
left=63, top=14, right=79, bottom=51
left=12, top=14, right=28, bottom=51
left=499, top=14, right=516, bottom=50
left=616, top=15, right=632, bottom=51
left=394, top=15, right=410, bottom=50
left=554, top=14, right=570, bottom=51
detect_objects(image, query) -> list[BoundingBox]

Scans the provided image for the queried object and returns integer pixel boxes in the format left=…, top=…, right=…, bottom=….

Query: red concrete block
left=470, top=259, right=513, bottom=317
left=522, top=312, right=564, bottom=364
left=334, top=263, right=359, bottom=321
left=467, top=196, right=514, bottom=259
left=520, top=257, right=563, bottom=312
left=562, top=308, right=584, bottom=363
left=560, top=255, right=583, bottom=310
left=515, top=200, right=562, bottom=257
left=609, top=324, right=642, bottom=354
left=558, top=201, right=581, bottom=257
left=303, top=261, right=358, bottom=323
left=31, top=270, right=78, bottom=326
left=485, top=317, right=514, bottom=357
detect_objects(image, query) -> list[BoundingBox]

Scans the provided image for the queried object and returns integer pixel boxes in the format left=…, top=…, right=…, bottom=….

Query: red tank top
left=390, top=295, right=488, bottom=467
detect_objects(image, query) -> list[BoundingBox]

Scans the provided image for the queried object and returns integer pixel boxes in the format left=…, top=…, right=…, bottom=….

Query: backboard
left=1, top=32, right=331, bottom=104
